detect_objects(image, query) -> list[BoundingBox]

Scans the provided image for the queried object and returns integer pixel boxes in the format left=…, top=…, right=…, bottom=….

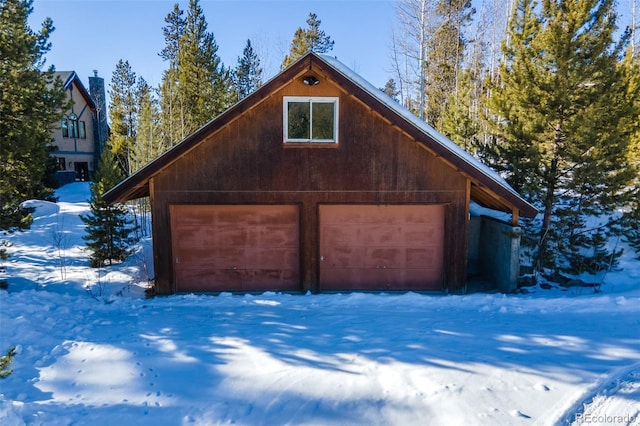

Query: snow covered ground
left=0, top=182, right=638, bottom=426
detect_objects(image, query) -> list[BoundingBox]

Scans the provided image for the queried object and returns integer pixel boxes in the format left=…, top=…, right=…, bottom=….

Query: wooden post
left=512, top=208, right=519, bottom=226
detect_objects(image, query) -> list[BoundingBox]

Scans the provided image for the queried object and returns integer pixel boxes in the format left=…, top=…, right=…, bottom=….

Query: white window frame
left=283, top=96, right=339, bottom=144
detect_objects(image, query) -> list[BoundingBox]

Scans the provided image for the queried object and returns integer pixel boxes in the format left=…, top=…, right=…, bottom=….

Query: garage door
left=170, top=205, right=300, bottom=292
left=319, top=205, right=445, bottom=291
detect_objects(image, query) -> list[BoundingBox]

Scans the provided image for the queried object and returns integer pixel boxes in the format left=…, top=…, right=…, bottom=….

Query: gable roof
left=103, top=53, right=537, bottom=219
left=54, top=71, right=96, bottom=110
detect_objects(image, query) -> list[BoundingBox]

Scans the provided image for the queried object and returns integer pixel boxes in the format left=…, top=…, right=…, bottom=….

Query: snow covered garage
left=104, top=53, right=537, bottom=295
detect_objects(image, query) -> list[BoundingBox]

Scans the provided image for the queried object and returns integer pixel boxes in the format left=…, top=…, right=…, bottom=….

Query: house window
left=61, top=114, right=86, bottom=139
left=284, top=97, right=338, bottom=143
left=57, top=157, right=66, bottom=171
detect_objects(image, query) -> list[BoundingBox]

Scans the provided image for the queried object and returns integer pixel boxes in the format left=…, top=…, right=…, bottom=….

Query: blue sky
left=29, top=0, right=397, bottom=91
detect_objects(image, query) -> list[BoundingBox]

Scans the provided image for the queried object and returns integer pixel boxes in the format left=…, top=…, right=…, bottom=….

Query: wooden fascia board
left=312, top=56, right=538, bottom=219
left=106, top=52, right=538, bottom=219
left=104, top=59, right=312, bottom=205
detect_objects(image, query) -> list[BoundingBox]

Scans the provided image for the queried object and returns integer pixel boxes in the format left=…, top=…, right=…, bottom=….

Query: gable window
left=284, top=97, right=338, bottom=143
left=61, top=113, right=86, bottom=139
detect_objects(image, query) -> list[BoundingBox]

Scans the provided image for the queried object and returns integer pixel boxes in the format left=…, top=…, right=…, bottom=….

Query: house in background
left=104, top=53, right=538, bottom=295
left=50, top=71, right=108, bottom=185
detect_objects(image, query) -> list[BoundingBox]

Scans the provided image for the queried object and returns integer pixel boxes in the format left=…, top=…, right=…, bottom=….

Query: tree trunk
left=536, top=120, right=563, bottom=272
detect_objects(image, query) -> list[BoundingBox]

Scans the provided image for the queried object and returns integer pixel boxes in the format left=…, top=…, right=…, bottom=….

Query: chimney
left=88, top=71, right=109, bottom=158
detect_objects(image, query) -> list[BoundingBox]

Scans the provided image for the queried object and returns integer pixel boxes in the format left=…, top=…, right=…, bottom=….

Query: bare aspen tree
left=391, top=0, right=437, bottom=116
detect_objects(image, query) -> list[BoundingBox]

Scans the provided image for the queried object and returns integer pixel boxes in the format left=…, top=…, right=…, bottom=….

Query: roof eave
left=313, top=55, right=538, bottom=219
left=103, top=55, right=316, bottom=205
left=104, top=52, right=538, bottom=219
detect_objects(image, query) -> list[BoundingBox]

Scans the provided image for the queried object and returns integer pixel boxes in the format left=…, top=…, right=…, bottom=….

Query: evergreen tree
left=487, top=0, right=635, bottom=275
left=108, top=59, right=137, bottom=177
left=424, top=0, right=475, bottom=128
left=158, top=0, right=234, bottom=144
left=281, top=12, right=334, bottom=69
left=177, top=0, right=234, bottom=132
left=0, top=0, right=68, bottom=229
left=439, top=69, right=481, bottom=152
left=620, top=48, right=640, bottom=258
left=132, top=78, right=162, bottom=172
left=0, top=346, right=15, bottom=378
left=159, top=3, right=185, bottom=65
left=130, top=79, right=159, bottom=237
left=81, top=148, right=137, bottom=268
left=381, top=78, right=401, bottom=101
left=235, top=39, right=263, bottom=100
left=159, top=3, right=186, bottom=146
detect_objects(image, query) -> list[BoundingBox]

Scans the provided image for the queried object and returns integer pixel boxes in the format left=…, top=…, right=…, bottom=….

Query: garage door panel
left=403, top=224, right=443, bottom=244
left=324, top=246, right=442, bottom=270
left=177, top=247, right=298, bottom=268
left=171, top=205, right=300, bottom=292
left=320, top=268, right=389, bottom=289
left=240, top=269, right=299, bottom=289
left=320, top=267, right=441, bottom=291
left=406, top=247, right=442, bottom=268
left=175, top=267, right=299, bottom=292
left=173, top=268, right=247, bottom=292
left=260, top=225, right=299, bottom=246
left=173, top=226, right=217, bottom=249
left=320, top=205, right=445, bottom=291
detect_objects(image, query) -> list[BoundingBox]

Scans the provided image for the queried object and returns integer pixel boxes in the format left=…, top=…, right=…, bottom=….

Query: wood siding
left=148, top=66, right=469, bottom=294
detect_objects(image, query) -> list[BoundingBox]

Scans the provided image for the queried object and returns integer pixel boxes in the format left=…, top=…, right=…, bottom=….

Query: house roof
left=54, top=71, right=96, bottom=110
left=103, top=53, right=538, bottom=219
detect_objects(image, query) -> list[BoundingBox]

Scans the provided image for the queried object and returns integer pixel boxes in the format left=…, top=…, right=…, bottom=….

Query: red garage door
left=170, top=205, right=300, bottom=292
left=319, top=205, right=445, bottom=291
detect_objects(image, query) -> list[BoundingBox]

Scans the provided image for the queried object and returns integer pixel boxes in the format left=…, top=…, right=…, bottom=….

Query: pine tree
left=620, top=47, right=640, bottom=258
left=81, top=148, right=137, bottom=268
left=0, top=0, right=68, bottom=229
left=381, top=78, right=401, bottom=101
left=108, top=59, right=137, bottom=177
left=439, top=69, right=481, bottom=152
left=281, top=12, right=334, bottom=69
left=132, top=78, right=162, bottom=172
left=235, top=39, right=263, bottom=100
left=159, top=3, right=185, bottom=65
left=159, top=3, right=186, bottom=146
left=158, top=0, right=234, bottom=144
left=130, top=78, right=161, bottom=237
left=0, top=346, right=15, bottom=378
left=487, top=0, right=636, bottom=275
left=177, top=0, right=234, bottom=133
left=424, top=0, right=475, bottom=128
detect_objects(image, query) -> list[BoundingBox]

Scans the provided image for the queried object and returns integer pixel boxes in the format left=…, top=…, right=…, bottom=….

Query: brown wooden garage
left=170, top=205, right=300, bottom=292
left=103, top=52, right=537, bottom=295
left=319, top=205, right=445, bottom=291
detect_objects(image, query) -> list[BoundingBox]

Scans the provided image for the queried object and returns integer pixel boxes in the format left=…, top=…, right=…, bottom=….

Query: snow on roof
left=320, top=55, right=527, bottom=204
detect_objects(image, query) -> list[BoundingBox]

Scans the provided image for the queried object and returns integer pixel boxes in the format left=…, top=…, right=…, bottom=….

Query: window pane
left=79, top=121, right=86, bottom=139
left=61, top=119, right=69, bottom=138
left=69, top=120, right=78, bottom=138
left=311, top=102, right=335, bottom=140
left=288, top=102, right=310, bottom=139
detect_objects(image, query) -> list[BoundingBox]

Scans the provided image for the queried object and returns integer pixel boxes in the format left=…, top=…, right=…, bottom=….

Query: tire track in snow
left=552, top=362, right=640, bottom=426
